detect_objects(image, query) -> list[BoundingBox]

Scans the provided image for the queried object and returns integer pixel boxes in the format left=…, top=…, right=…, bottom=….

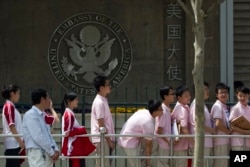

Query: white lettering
left=234, top=155, right=247, bottom=162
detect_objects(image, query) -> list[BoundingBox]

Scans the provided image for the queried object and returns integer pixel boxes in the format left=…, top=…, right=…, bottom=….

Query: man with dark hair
left=91, top=75, right=115, bottom=167
left=118, top=100, right=163, bottom=167
left=211, top=82, right=231, bottom=167
left=171, top=85, right=192, bottom=167
left=155, top=86, right=175, bottom=167
left=229, top=86, right=250, bottom=150
left=189, top=82, right=215, bottom=167
left=22, top=88, right=60, bottom=167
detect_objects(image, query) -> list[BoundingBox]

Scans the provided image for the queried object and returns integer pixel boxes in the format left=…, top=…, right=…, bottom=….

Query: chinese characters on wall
left=164, top=1, right=185, bottom=85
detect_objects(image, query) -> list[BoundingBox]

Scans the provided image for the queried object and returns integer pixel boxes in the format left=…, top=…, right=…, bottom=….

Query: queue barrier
left=0, top=129, right=249, bottom=167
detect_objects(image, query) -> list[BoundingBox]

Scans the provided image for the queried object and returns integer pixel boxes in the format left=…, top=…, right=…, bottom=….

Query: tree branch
left=197, top=0, right=203, bottom=11
left=206, top=0, right=225, bottom=16
left=177, top=0, right=196, bottom=27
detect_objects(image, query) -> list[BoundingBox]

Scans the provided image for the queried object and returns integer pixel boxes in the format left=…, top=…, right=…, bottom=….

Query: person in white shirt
left=22, top=88, right=60, bottom=167
left=2, top=84, right=25, bottom=167
left=118, top=100, right=163, bottom=167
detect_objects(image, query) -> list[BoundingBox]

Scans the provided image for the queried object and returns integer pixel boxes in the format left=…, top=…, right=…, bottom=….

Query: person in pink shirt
left=229, top=86, right=250, bottom=150
left=2, top=84, right=25, bottom=167
left=118, top=100, right=163, bottom=167
left=155, top=86, right=175, bottom=167
left=189, top=81, right=215, bottom=167
left=91, top=75, right=115, bottom=167
left=211, top=82, right=231, bottom=167
left=171, top=85, right=192, bottom=167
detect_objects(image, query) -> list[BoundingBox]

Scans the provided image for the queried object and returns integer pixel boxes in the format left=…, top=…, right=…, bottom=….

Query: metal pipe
left=100, top=127, right=106, bottom=167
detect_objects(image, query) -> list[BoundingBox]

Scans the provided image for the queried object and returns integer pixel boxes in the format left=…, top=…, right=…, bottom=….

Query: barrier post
left=100, top=127, right=106, bottom=167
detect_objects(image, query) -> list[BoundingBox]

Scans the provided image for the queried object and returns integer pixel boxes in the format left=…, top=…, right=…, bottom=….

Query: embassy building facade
left=0, top=0, right=249, bottom=104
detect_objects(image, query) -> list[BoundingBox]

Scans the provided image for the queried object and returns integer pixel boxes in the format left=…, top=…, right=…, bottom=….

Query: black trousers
left=69, top=159, right=85, bottom=167
left=4, top=147, right=21, bottom=167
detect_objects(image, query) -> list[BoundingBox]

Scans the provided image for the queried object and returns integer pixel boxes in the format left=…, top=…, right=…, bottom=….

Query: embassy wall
left=0, top=0, right=220, bottom=104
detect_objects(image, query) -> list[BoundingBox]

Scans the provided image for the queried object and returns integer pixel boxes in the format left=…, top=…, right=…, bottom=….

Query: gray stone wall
left=0, top=0, right=220, bottom=105
left=0, top=0, right=166, bottom=104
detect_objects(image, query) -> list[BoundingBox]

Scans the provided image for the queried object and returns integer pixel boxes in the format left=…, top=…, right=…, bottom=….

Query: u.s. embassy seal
left=48, top=12, right=132, bottom=96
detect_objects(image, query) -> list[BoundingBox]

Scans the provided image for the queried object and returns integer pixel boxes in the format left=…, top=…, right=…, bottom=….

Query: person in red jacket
left=61, top=92, right=95, bottom=167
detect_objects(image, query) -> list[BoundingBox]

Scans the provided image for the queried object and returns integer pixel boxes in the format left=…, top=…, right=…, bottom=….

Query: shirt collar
left=32, top=105, right=44, bottom=115
left=216, top=99, right=227, bottom=105
left=97, top=94, right=107, bottom=101
left=162, top=103, right=170, bottom=112
left=216, top=100, right=228, bottom=110
left=6, top=100, right=14, bottom=106
left=65, top=108, right=74, bottom=115
left=145, top=109, right=154, bottom=119
left=238, top=102, right=250, bottom=109
left=177, top=101, right=189, bottom=110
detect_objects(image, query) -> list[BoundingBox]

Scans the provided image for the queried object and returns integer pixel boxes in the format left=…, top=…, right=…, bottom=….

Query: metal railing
left=0, top=129, right=249, bottom=167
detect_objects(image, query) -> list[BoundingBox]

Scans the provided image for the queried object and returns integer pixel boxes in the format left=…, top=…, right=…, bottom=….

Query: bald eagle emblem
left=62, top=25, right=118, bottom=83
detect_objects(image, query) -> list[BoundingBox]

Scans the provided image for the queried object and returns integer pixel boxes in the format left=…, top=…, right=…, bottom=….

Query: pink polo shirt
left=211, top=100, right=230, bottom=146
left=189, top=100, right=213, bottom=148
left=171, top=101, right=190, bottom=151
left=229, top=102, right=250, bottom=147
left=118, top=109, right=154, bottom=148
left=155, top=103, right=171, bottom=150
left=91, top=94, right=115, bottom=143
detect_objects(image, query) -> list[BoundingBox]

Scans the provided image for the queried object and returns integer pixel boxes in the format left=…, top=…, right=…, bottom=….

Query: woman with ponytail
left=1, top=84, right=25, bottom=167
left=61, top=92, right=95, bottom=167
